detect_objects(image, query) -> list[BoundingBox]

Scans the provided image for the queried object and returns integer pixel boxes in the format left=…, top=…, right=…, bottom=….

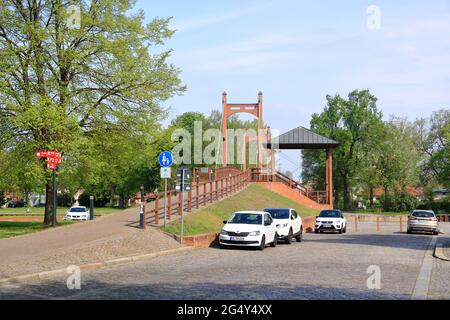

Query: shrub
left=417, top=198, right=450, bottom=214
left=382, top=193, right=419, bottom=212
left=78, top=193, right=109, bottom=207
left=57, top=193, right=73, bottom=207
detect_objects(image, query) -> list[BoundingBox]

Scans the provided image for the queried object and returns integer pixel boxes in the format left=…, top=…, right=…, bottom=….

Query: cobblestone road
left=2, top=222, right=449, bottom=300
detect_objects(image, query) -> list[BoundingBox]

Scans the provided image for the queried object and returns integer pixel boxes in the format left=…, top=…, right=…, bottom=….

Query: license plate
left=230, top=237, right=245, bottom=241
left=323, top=225, right=332, bottom=228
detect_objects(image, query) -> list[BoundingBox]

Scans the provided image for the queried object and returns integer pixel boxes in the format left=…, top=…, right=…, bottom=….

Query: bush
left=78, top=193, right=109, bottom=208
left=57, top=193, right=73, bottom=207
left=382, top=193, right=419, bottom=212
left=0, top=191, right=6, bottom=206
left=417, top=198, right=450, bottom=214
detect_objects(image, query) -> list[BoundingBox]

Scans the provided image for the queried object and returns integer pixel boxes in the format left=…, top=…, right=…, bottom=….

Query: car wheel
left=343, top=225, right=347, bottom=233
left=286, top=229, right=293, bottom=244
left=314, top=229, right=319, bottom=234
left=259, top=235, right=266, bottom=251
left=433, top=231, right=439, bottom=235
left=338, top=228, right=343, bottom=234
left=219, top=244, right=227, bottom=249
left=270, top=233, right=277, bottom=247
left=407, top=229, right=412, bottom=234
left=295, top=228, right=303, bottom=242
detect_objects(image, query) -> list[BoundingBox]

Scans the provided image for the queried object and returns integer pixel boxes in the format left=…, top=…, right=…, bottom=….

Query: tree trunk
left=343, top=178, right=351, bottom=210
left=44, top=178, right=53, bottom=225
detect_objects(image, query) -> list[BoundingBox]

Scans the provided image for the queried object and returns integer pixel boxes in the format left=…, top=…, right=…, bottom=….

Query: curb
left=0, top=246, right=195, bottom=287
left=434, top=243, right=450, bottom=261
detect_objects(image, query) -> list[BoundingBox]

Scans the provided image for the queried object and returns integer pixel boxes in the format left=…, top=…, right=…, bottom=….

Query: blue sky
left=136, top=0, right=450, bottom=174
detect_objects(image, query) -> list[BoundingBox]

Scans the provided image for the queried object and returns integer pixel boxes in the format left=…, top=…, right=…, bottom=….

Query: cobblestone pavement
left=2, top=222, right=448, bottom=300
left=429, top=227, right=450, bottom=300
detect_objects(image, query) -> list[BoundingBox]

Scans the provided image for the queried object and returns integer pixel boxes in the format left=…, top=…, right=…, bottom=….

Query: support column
left=326, top=148, right=334, bottom=207
left=222, top=92, right=228, bottom=167
left=257, top=92, right=263, bottom=169
left=242, top=129, right=247, bottom=171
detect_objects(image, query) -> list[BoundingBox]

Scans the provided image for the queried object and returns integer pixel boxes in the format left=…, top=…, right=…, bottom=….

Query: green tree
left=302, top=89, right=383, bottom=210
left=0, top=1, right=185, bottom=224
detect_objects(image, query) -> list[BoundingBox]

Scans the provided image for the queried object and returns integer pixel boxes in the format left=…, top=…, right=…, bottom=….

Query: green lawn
left=0, top=221, right=76, bottom=239
left=164, top=183, right=320, bottom=236
left=0, top=207, right=122, bottom=217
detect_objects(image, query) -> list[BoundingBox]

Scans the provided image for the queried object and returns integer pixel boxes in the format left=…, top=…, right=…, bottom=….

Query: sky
left=135, top=0, right=450, bottom=175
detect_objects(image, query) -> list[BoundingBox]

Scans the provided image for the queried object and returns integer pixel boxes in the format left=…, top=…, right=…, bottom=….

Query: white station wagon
left=219, top=211, right=278, bottom=250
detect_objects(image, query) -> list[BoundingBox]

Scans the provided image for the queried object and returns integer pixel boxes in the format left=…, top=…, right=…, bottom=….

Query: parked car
left=407, top=210, right=440, bottom=235
left=6, top=200, right=25, bottom=208
left=65, top=206, right=89, bottom=221
left=315, top=209, right=347, bottom=234
left=263, top=208, right=303, bottom=243
left=219, top=211, right=278, bottom=250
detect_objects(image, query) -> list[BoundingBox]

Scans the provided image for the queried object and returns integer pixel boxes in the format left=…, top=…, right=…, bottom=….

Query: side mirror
left=316, top=216, right=319, bottom=219
left=223, top=220, right=227, bottom=225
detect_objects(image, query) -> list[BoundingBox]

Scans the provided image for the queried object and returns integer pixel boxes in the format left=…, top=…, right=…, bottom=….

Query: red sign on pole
left=36, top=150, right=62, bottom=170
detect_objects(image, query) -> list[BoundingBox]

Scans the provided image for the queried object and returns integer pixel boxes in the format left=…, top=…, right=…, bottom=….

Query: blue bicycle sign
left=158, top=151, right=173, bottom=167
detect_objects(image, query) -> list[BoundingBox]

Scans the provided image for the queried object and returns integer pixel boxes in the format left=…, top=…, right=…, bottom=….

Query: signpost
left=176, top=166, right=192, bottom=244
left=36, top=151, right=62, bottom=227
left=159, top=151, right=173, bottom=231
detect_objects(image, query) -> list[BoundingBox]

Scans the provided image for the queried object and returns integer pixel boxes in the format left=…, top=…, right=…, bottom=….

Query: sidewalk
left=0, top=207, right=181, bottom=279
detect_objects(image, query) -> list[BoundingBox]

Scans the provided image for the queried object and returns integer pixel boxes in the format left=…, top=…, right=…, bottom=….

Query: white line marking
left=412, top=236, right=438, bottom=300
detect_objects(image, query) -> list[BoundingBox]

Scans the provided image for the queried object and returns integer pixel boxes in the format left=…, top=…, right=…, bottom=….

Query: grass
left=164, top=183, right=320, bottom=236
left=0, top=207, right=122, bottom=218
left=0, top=221, right=76, bottom=239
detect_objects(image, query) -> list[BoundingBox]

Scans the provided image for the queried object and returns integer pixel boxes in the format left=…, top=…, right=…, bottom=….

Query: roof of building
left=266, top=126, right=339, bottom=150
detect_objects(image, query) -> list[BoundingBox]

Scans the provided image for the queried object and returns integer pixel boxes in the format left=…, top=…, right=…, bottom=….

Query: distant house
left=372, top=187, right=424, bottom=201
left=433, top=189, right=450, bottom=201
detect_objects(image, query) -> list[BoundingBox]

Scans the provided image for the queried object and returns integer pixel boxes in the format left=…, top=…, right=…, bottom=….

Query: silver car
left=407, top=210, right=439, bottom=235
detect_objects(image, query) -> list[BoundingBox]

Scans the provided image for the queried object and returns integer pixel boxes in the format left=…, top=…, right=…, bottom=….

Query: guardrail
left=145, top=169, right=251, bottom=226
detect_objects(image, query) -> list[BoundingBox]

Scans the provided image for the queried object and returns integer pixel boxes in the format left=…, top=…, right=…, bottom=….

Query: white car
left=65, top=206, right=89, bottom=221
left=263, top=208, right=303, bottom=243
left=219, top=211, right=278, bottom=250
left=315, top=209, right=347, bottom=234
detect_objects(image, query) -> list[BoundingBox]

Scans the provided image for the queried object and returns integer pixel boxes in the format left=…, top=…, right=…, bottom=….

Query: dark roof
left=266, top=126, right=339, bottom=150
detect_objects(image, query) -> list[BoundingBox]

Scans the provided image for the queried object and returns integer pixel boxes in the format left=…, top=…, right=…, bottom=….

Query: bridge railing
left=145, top=169, right=251, bottom=226
left=251, top=168, right=328, bottom=205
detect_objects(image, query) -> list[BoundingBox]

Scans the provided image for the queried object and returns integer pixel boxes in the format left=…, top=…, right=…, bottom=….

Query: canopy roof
left=265, top=126, right=339, bottom=150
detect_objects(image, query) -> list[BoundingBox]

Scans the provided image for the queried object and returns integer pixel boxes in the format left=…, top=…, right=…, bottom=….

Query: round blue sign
left=158, top=151, right=173, bottom=167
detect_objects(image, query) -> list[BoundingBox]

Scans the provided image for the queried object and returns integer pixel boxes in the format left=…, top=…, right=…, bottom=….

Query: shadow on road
left=0, top=280, right=409, bottom=300
left=306, top=232, right=450, bottom=251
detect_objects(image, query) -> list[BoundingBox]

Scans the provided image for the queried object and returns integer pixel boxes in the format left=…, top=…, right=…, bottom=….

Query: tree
left=0, top=1, right=185, bottom=224
left=302, top=89, right=383, bottom=210
left=414, top=109, right=449, bottom=187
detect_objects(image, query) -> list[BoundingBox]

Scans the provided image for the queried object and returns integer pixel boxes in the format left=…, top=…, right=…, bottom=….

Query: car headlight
left=220, top=230, right=228, bottom=235
left=249, top=231, right=260, bottom=236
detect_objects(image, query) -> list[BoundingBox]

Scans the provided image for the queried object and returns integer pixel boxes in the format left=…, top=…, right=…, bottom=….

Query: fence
left=145, top=169, right=251, bottom=226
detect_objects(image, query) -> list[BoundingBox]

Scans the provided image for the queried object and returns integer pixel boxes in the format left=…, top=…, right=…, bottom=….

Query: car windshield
left=412, top=211, right=435, bottom=218
left=264, top=209, right=289, bottom=219
left=319, top=210, right=341, bottom=218
left=228, top=213, right=262, bottom=225
left=70, top=208, right=86, bottom=213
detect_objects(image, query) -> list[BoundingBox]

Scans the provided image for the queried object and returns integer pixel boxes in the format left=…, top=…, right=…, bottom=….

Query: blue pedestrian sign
left=158, top=151, right=173, bottom=167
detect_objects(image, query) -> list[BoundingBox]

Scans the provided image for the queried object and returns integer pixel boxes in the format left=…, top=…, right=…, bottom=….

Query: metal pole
left=164, top=178, right=167, bottom=231
left=180, top=169, right=185, bottom=245
left=140, top=186, right=145, bottom=229
left=89, top=196, right=94, bottom=220
left=52, top=169, right=56, bottom=227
